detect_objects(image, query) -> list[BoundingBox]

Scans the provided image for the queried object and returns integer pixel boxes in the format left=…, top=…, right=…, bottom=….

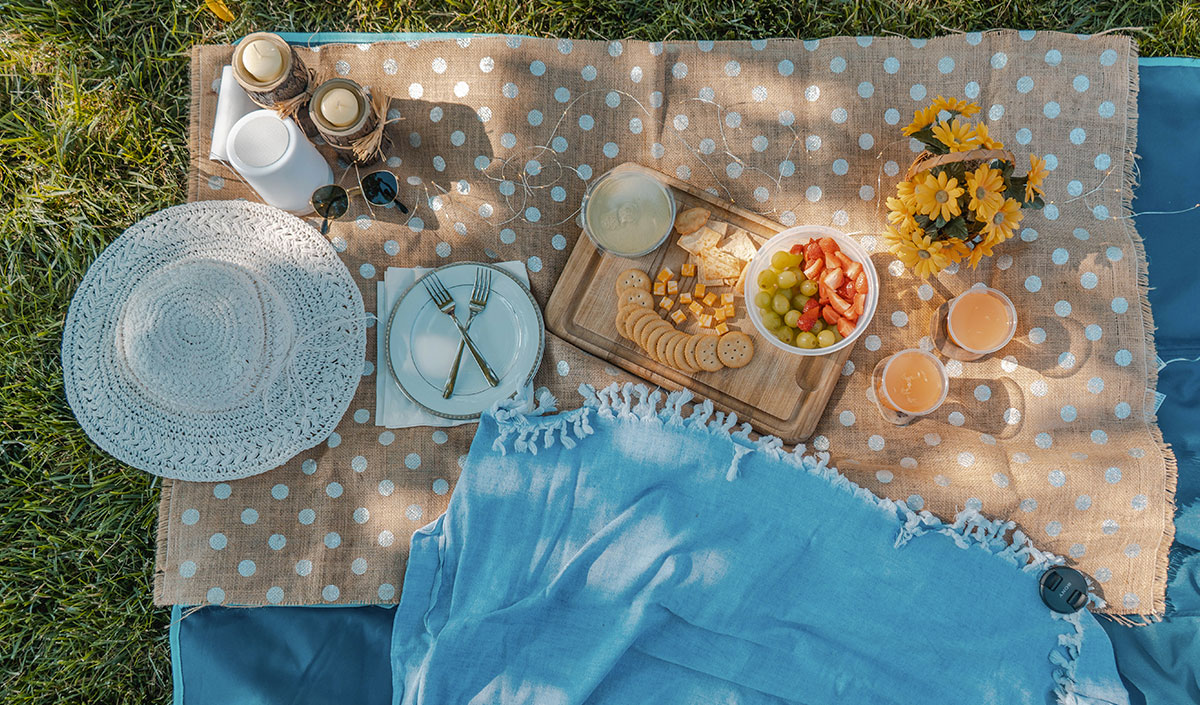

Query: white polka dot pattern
left=171, top=34, right=1164, bottom=614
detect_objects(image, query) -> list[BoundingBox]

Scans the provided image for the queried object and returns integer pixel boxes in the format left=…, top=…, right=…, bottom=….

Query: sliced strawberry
left=822, top=267, right=844, bottom=290
left=822, top=305, right=841, bottom=325
left=824, top=253, right=840, bottom=271
left=796, top=308, right=820, bottom=331
left=837, top=318, right=856, bottom=338
left=829, top=291, right=853, bottom=316
left=804, top=241, right=823, bottom=264
left=789, top=244, right=806, bottom=256
left=803, top=258, right=823, bottom=281
left=854, top=271, right=869, bottom=294
left=802, top=298, right=820, bottom=313
left=837, top=281, right=856, bottom=300
left=845, top=261, right=863, bottom=280
left=818, top=237, right=839, bottom=255
left=834, top=251, right=853, bottom=269
left=853, top=293, right=866, bottom=317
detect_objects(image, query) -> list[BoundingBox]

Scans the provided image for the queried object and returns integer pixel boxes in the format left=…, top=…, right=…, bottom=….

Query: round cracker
left=656, top=330, right=684, bottom=365
left=670, top=334, right=699, bottom=372
left=683, top=335, right=702, bottom=371
left=617, top=286, right=654, bottom=310
left=614, top=268, right=651, bottom=294
left=693, top=334, right=723, bottom=372
left=623, top=307, right=658, bottom=340
left=631, top=312, right=665, bottom=345
left=643, top=324, right=673, bottom=361
left=637, top=318, right=671, bottom=352
left=614, top=305, right=635, bottom=339
left=717, top=331, right=755, bottom=369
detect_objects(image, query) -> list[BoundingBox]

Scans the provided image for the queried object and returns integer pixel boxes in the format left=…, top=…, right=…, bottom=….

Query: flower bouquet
left=884, top=96, right=1049, bottom=278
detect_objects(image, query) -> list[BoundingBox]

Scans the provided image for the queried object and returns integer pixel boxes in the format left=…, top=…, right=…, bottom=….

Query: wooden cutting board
left=545, top=163, right=854, bottom=443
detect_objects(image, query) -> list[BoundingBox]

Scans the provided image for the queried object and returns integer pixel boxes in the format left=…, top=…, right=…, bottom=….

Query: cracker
left=673, top=206, right=710, bottom=236
left=721, top=229, right=758, bottom=262
left=631, top=312, right=665, bottom=346
left=643, top=324, right=673, bottom=361
left=614, top=268, right=651, bottom=294
left=693, top=334, right=724, bottom=372
left=656, top=330, right=683, bottom=364
left=717, top=331, right=755, bottom=369
left=678, top=226, right=721, bottom=255
left=671, top=335, right=699, bottom=373
left=706, top=220, right=729, bottom=237
left=698, top=248, right=744, bottom=281
left=683, top=335, right=702, bottom=371
left=617, top=286, right=654, bottom=310
left=624, top=307, right=659, bottom=340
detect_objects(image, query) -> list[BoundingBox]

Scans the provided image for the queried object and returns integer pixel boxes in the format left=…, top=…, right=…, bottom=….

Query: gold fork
left=423, top=273, right=499, bottom=388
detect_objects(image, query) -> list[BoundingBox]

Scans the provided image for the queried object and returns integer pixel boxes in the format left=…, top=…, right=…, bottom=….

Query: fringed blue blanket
left=391, top=384, right=1129, bottom=705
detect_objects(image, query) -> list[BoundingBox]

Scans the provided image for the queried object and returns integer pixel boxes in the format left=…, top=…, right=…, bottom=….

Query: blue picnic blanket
left=390, top=385, right=1128, bottom=705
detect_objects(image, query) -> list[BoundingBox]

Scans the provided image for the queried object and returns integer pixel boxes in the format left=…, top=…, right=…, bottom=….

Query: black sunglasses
left=360, top=170, right=410, bottom=213
left=311, top=184, right=349, bottom=236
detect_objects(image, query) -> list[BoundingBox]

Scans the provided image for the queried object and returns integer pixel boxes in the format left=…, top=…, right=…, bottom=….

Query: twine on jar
left=350, top=92, right=401, bottom=164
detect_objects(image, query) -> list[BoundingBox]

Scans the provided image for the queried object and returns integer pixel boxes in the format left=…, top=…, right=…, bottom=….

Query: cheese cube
left=715, top=322, right=730, bottom=336
left=703, top=293, right=718, bottom=306
left=669, top=309, right=687, bottom=325
left=679, top=293, right=693, bottom=305
left=659, top=297, right=675, bottom=310
left=694, top=283, right=707, bottom=298
left=657, top=267, right=675, bottom=282
left=723, top=304, right=736, bottom=318
left=666, top=280, right=679, bottom=295
left=688, top=302, right=704, bottom=317
left=681, top=262, right=697, bottom=277
left=699, top=314, right=715, bottom=328
left=653, top=281, right=666, bottom=296
left=714, top=307, right=728, bottom=322
left=721, top=293, right=735, bottom=305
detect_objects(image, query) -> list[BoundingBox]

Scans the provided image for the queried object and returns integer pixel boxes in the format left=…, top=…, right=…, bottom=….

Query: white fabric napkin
left=375, top=262, right=532, bottom=428
left=210, top=65, right=260, bottom=162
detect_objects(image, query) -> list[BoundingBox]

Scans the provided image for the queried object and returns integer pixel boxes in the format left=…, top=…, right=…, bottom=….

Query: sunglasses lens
left=362, top=171, right=399, bottom=206
left=312, top=185, right=349, bottom=218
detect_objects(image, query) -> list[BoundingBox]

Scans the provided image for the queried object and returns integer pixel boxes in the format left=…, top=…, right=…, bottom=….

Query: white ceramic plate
left=385, top=262, right=544, bottom=419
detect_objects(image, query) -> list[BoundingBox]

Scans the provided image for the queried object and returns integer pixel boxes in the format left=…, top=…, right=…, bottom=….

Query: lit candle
left=241, top=40, right=284, bottom=83
left=319, top=87, right=361, bottom=128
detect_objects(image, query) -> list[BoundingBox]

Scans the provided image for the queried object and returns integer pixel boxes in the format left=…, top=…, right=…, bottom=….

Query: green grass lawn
left=1, top=1, right=1198, bottom=702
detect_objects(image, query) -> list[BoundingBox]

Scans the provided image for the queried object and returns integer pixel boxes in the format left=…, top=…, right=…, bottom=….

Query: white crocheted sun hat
left=63, top=201, right=366, bottom=481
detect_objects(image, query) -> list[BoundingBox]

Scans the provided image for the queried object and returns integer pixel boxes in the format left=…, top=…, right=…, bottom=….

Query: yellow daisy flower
left=1026, top=154, right=1049, bottom=201
left=901, top=105, right=941, bottom=136
left=943, top=237, right=970, bottom=264
left=981, top=197, right=1024, bottom=241
left=968, top=123, right=1005, bottom=150
left=886, top=196, right=920, bottom=233
left=931, top=95, right=981, bottom=118
left=895, top=179, right=918, bottom=209
left=889, top=229, right=955, bottom=279
left=913, top=170, right=965, bottom=222
left=965, top=165, right=1005, bottom=219
left=932, top=118, right=975, bottom=152
left=966, top=234, right=1001, bottom=269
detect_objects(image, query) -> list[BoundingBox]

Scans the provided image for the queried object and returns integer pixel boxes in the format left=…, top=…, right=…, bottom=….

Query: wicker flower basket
left=905, top=147, right=1016, bottom=181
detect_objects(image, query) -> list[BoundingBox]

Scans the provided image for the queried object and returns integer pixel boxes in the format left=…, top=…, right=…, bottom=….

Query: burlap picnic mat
left=156, top=31, right=1174, bottom=617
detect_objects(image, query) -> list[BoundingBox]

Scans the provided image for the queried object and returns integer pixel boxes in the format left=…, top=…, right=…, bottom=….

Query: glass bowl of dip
left=580, top=168, right=675, bottom=258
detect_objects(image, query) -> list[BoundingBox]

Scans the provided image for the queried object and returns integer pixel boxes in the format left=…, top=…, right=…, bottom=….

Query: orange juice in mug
left=873, top=349, right=949, bottom=424
left=946, top=286, right=1018, bottom=357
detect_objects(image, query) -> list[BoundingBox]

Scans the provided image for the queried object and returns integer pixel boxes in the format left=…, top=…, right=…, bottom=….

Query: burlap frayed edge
left=1107, top=35, right=1178, bottom=623
left=153, top=478, right=174, bottom=605
left=187, top=46, right=201, bottom=203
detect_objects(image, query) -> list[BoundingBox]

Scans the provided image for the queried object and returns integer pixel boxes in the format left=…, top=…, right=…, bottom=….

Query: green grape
left=761, top=311, right=782, bottom=329
left=754, top=291, right=772, bottom=309
left=782, top=252, right=803, bottom=268
left=784, top=310, right=802, bottom=327
left=776, top=270, right=798, bottom=289
left=791, top=293, right=811, bottom=310
left=772, top=294, right=791, bottom=315
left=776, top=327, right=795, bottom=344
left=757, top=270, right=778, bottom=289
left=811, top=320, right=825, bottom=334
left=796, top=331, right=818, bottom=349
left=799, top=280, right=818, bottom=297
left=776, top=287, right=793, bottom=301
left=830, top=330, right=843, bottom=343
left=817, top=330, right=836, bottom=347
left=770, top=251, right=791, bottom=270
